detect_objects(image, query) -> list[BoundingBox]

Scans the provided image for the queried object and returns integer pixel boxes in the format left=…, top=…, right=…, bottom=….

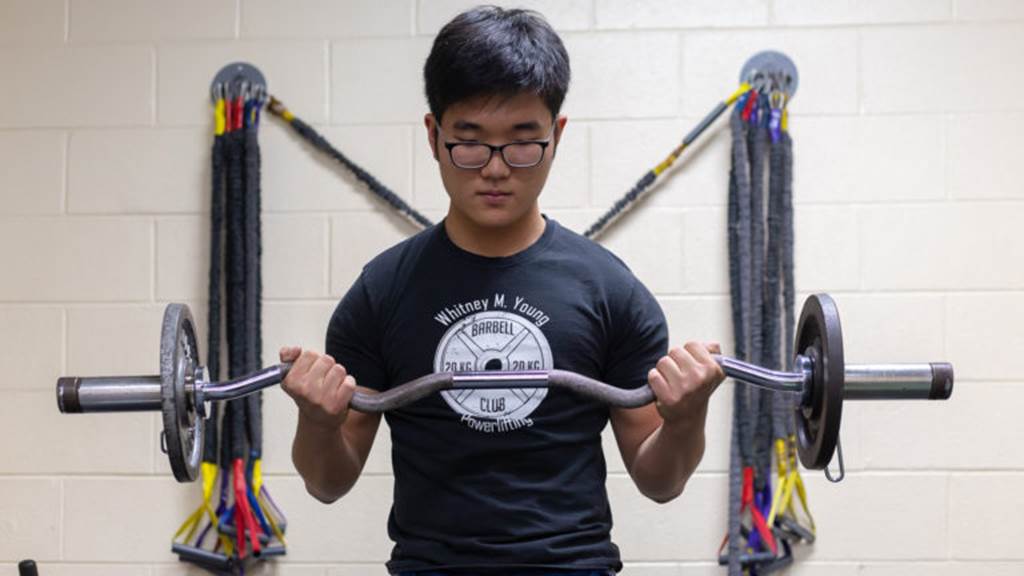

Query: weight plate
left=161, top=303, right=203, bottom=482
left=794, top=293, right=844, bottom=469
left=740, top=50, right=799, bottom=98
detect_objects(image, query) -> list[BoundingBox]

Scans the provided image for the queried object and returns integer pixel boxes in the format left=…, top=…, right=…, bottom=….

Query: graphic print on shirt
left=432, top=293, right=552, bottom=433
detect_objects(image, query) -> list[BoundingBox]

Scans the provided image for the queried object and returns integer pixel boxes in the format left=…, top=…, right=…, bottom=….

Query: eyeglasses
left=441, top=125, right=556, bottom=170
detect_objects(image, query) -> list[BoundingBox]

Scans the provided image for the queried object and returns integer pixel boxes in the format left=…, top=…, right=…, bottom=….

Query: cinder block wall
left=1, top=0, right=1022, bottom=574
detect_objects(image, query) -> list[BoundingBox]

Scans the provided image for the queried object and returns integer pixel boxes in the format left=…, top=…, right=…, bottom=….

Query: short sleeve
left=325, top=272, right=389, bottom=391
left=603, top=278, right=669, bottom=389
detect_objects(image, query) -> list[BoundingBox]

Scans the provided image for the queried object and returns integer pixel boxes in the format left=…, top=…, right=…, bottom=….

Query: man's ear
left=552, top=114, right=568, bottom=158
left=554, top=114, right=568, bottom=144
left=424, top=113, right=440, bottom=161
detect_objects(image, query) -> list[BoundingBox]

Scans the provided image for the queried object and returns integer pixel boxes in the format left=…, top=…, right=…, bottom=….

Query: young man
left=280, top=7, right=725, bottom=575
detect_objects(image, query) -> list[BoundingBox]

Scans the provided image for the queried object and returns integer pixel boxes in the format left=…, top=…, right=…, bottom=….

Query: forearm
left=628, top=408, right=708, bottom=503
left=292, top=416, right=364, bottom=503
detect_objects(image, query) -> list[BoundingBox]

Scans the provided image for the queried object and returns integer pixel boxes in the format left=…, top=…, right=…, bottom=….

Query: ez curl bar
left=56, top=294, right=953, bottom=483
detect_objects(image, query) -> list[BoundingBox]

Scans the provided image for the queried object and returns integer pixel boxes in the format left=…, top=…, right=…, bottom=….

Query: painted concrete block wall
left=0, top=0, right=1021, bottom=573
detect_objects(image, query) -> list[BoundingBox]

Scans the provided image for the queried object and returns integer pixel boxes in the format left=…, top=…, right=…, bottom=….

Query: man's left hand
left=647, top=342, right=726, bottom=425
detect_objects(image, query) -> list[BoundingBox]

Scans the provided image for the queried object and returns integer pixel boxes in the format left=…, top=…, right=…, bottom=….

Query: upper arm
left=609, top=404, right=662, bottom=474
left=604, top=277, right=669, bottom=472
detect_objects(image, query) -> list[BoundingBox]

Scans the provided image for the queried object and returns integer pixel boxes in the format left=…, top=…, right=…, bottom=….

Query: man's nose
left=480, top=148, right=512, bottom=179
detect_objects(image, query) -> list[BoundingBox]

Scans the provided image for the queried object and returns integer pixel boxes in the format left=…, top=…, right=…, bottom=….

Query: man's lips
left=477, top=191, right=512, bottom=198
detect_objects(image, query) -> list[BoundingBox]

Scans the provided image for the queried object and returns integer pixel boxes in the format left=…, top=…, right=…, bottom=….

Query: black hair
left=424, top=6, right=571, bottom=123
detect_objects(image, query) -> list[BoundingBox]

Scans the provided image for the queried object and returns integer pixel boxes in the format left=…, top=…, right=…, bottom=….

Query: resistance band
left=263, top=86, right=749, bottom=242
left=583, top=83, right=750, bottom=239
left=722, top=80, right=810, bottom=574
left=174, top=79, right=287, bottom=574
left=266, top=97, right=434, bottom=230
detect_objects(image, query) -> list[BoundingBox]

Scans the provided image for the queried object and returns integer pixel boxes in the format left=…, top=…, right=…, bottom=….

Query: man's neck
left=444, top=209, right=547, bottom=258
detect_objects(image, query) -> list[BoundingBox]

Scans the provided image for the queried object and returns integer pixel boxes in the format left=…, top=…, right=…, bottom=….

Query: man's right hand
left=279, top=347, right=358, bottom=429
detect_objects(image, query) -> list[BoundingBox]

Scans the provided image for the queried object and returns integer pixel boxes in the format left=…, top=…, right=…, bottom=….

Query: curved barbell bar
left=59, top=355, right=952, bottom=415
left=55, top=294, right=954, bottom=482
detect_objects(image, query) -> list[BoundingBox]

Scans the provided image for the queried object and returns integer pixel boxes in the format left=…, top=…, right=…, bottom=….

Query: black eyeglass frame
left=439, top=124, right=557, bottom=170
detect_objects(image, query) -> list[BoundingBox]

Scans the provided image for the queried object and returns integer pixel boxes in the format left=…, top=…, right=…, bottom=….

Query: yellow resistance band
left=173, top=462, right=234, bottom=555
left=650, top=82, right=752, bottom=177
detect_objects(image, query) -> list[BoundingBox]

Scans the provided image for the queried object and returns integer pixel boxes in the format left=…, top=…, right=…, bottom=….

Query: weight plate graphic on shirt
left=434, top=310, right=552, bottom=429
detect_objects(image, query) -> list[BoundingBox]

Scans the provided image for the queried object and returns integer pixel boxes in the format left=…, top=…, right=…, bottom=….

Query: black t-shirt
left=325, top=216, right=668, bottom=575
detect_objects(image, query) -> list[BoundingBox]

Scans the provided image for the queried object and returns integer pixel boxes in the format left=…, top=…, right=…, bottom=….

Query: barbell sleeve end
left=57, top=377, right=81, bottom=414
left=930, top=363, right=954, bottom=400
left=55, top=375, right=164, bottom=413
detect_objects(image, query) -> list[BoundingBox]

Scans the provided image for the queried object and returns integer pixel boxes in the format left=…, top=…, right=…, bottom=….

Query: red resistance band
left=742, top=466, right=777, bottom=555
left=232, top=458, right=262, bottom=558
left=741, top=90, right=759, bottom=123
left=233, top=97, right=244, bottom=131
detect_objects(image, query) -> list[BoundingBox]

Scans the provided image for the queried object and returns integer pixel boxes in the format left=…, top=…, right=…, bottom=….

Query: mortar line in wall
left=63, top=0, right=70, bottom=43
left=945, top=472, right=953, bottom=560
left=324, top=39, right=332, bottom=122
left=150, top=218, right=157, bottom=303
left=58, top=477, right=65, bottom=559
left=412, top=0, right=420, bottom=35
left=576, top=19, right=1024, bottom=34
left=0, top=300, right=183, bottom=309
left=653, top=289, right=1024, bottom=300
left=324, top=214, right=332, bottom=297
left=150, top=46, right=158, bottom=127
left=61, top=131, right=70, bottom=214
left=856, top=26, right=865, bottom=116
left=944, top=113, right=952, bottom=201
left=408, top=124, right=418, bottom=207
left=584, top=124, right=593, bottom=208
left=234, top=0, right=242, bottom=39
left=675, top=29, right=686, bottom=120
left=942, top=292, right=950, bottom=360
left=61, top=306, right=68, bottom=379
left=152, top=412, right=161, bottom=473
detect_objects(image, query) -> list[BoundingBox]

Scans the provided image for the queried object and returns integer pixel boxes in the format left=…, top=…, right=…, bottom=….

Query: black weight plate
left=161, top=303, right=203, bottom=482
left=794, top=293, right=844, bottom=469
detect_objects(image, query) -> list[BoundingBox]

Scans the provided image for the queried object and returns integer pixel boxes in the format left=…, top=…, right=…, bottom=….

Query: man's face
left=425, top=92, right=567, bottom=230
